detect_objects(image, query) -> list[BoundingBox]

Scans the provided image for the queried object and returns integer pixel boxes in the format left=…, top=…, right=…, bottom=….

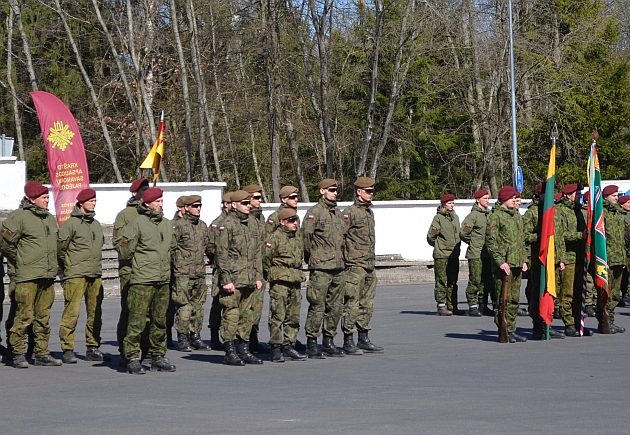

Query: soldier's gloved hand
left=559, top=262, right=565, bottom=271
left=255, top=280, right=262, bottom=289
left=522, top=262, right=528, bottom=272
left=223, top=283, right=236, bottom=293
left=500, top=262, right=511, bottom=275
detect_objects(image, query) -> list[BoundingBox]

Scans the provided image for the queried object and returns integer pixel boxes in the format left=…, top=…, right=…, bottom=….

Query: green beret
left=279, top=208, right=298, bottom=220
left=176, top=195, right=187, bottom=207
left=354, top=177, right=375, bottom=189
left=243, top=184, right=262, bottom=194
left=183, top=195, right=202, bottom=205
left=279, top=185, right=298, bottom=198
left=222, top=191, right=232, bottom=202
left=231, top=190, right=251, bottom=202
left=318, top=178, right=338, bottom=189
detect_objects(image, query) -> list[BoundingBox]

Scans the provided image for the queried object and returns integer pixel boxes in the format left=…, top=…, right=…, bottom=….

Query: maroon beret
left=440, top=193, right=455, bottom=203
left=142, top=187, right=163, bottom=204
left=24, top=181, right=48, bottom=199
left=497, top=186, right=517, bottom=203
left=602, top=185, right=618, bottom=197
left=561, top=183, right=579, bottom=195
left=129, top=178, right=149, bottom=193
left=554, top=192, right=562, bottom=201
left=619, top=195, right=630, bottom=205
left=582, top=190, right=590, bottom=203
left=474, top=189, right=488, bottom=200
left=76, top=188, right=96, bottom=203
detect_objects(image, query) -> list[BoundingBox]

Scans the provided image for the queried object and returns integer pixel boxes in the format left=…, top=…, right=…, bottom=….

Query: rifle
left=499, top=272, right=510, bottom=343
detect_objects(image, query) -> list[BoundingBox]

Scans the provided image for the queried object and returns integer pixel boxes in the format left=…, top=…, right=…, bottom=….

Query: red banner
left=31, top=91, right=90, bottom=225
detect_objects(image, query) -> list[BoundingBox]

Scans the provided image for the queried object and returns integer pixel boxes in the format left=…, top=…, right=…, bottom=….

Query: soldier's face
left=607, top=192, right=619, bottom=203
left=177, top=205, right=185, bottom=217
left=321, top=186, right=338, bottom=202
left=357, top=187, right=374, bottom=203
left=186, top=202, right=202, bottom=216
left=622, top=202, right=630, bottom=211
left=283, top=194, right=299, bottom=207
left=31, top=193, right=49, bottom=210
left=234, top=200, right=251, bottom=214
left=443, top=201, right=454, bottom=211
left=147, top=197, right=163, bottom=211
left=250, top=193, right=262, bottom=208
left=478, top=194, right=490, bottom=208
left=567, top=191, right=577, bottom=201
left=504, top=196, right=518, bottom=208
left=281, top=217, right=298, bottom=232
left=81, top=198, right=97, bottom=213
left=223, top=201, right=232, bottom=211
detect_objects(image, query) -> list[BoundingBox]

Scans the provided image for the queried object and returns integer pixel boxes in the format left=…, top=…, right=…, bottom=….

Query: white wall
left=0, top=157, right=26, bottom=209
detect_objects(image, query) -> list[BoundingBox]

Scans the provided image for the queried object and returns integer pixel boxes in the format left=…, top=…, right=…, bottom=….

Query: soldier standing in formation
left=486, top=186, right=528, bottom=343
left=57, top=188, right=105, bottom=363
left=427, top=193, right=461, bottom=316
left=302, top=179, right=346, bottom=358
left=341, top=177, right=383, bottom=354
left=119, top=187, right=177, bottom=374
left=460, top=189, right=493, bottom=317
left=266, top=186, right=300, bottom=234
left=171, top=195, right=211, bottom=352
left=216, top=190, right=264, bottom=366
left=1, top=181, right=61, bottom=367
left=618, top=195, right=630, bottom=307
left=264, top=207, right=307, bottom=362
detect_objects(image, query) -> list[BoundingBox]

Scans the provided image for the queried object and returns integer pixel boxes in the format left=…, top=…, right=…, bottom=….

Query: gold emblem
left=47, top=121, right=75, bottom=151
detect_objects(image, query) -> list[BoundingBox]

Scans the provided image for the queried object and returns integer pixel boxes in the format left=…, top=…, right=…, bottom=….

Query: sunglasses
left=251, top=195, right=262, bottom=200
left=327, top=187, right=338, bottom=193
left=362, top=188, right=374, bottom=194
left=287, top=195, right=299, bottom=200
left=189, top=203, right=202, bottom=208
left=240, top=200, right=251, bottom=205
left=285, top=217, right=298, bottom=223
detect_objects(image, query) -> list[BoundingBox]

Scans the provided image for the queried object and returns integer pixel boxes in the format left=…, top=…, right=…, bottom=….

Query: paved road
left=2, top=283, right=629, bottom=434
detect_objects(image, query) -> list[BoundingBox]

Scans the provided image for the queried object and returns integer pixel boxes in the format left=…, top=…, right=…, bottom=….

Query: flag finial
left=551, top=123, right=558, bottom=142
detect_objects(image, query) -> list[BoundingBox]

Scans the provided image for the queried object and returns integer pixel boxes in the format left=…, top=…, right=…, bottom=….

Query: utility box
left=1, top=134, right=15, bottom=157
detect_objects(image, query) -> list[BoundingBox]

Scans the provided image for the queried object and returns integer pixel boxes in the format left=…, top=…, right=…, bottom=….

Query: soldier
left=554, top=184, right=584, bottom=337
left=302, top=179, right=347, bottom=358
left=165, top=196, right=186, bottom=348
left=120, top=187, right=177, bottom=374
left=0, top=253, right=5, bottom=355
left=619, top=195, right=630, bottom=307
left=486, top=186, right=528, bottom=343
left=266, top=185, right=300, bottom=234
left=171, top=195, right=211, bottom=352
left=113, top=177, right=149, bottom=366
left=460, top=189, right=493, bottom=317
left=207, top=192, right=233, bottom=350
left=57, top=188, right=105, bottom=363
left=264, top=207, right=307, bottom=362
left=600, top=185, right=626, bottom=333
left=341, top=177, right=383, bottom=354
left=1, top=181, right=61, bottom=367
left=427, top=193, right=461, bottom=316
left=216, top=190, right=264, bottom=365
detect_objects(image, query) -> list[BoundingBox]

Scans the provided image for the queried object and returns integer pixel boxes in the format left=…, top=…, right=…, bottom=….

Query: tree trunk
left=5, top=8, right=25, bottom=160
left=8, top=0, right=38, bottom=92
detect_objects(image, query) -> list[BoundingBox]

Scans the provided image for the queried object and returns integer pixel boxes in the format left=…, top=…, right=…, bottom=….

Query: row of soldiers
left=427, top=183, right=628, bottom=342
left=0, top=176, right=384, bottom=372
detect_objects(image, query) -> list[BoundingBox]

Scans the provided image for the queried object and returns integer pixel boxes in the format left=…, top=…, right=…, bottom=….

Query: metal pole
left=508, top=0, right=518, bottom=185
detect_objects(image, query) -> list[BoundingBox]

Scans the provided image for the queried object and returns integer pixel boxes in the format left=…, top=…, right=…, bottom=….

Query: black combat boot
left=151, top=356, right=176, bottom=372
left=565, top=326, right=580, bottom=337
left=249, top=328, right=270, bottom=354
left=508, top=333, right=526, bottom=343
left=223, top=341, right=245, bottom=366
left=85, top=346, right=105, bottom=362
left=235, top=340, right=263, bottom=364
left=176, top=332, right=192, bottom=352
left=321, top=335, right=345, bottom=357
left=343, top=333, right=363, bottom=355
left=127, top=358, right=145, bottom=374
left=33, top=354, right=62, bottom=366
left=357, top=331, right=384, bottom=353
left=468, top=305, right=482, bottom=317
left=62, top=350, right=78, bottom=364
left=306, top=337, right=325, bottom=359
left=13, top=354, right=28, bottom=369
left=210, top=329, right=224, bottom=351
left=283, top=343, right=307, bottom=361
left=190, top=332, right=210, bottom=350
left=610, top=323, right=626, bottom=333
left=270, top=344, right=285, bottom=363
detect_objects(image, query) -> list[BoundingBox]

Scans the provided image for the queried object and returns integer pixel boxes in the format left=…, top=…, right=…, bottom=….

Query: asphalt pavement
left=1, top=283, right=629, bottom=435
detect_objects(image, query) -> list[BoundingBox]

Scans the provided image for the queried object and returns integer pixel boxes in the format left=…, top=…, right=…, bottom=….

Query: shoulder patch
left=1, top=228, right=12, bottom=237
left=342, top=214, right=349, bottom=220
left=265, top=242, right=272, bottom=248
left=219, top=226, right=225, bottom=231
left=307, top=214, right=315, bottom=221
left=267, top=219, right=275, bottom=224
left=122, top=238, right=129, bottom=245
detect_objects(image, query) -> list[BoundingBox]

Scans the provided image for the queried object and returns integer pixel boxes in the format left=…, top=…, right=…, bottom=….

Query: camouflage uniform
left=119, top=204, right=175, bottom=360
left=460, top=203, right=493, bottom=309
left=57, top=206, right=104, bottom=351
left=266, top=204, right=301, bottom=234
left=523, top=198, right=543, bottom=327
left=601, top=199, right=626, bottom=324
left=303, top=197, right=347, bottom=341
left=486, top=204, right=525, bottom=334
left=248, top=207, right=267, bottom=346
left=1, top=201, right=58, bottom=358
left=208, top=210, right=229, bottom=333
left=427, top=207, right=460, bottom=310
left=622, top=209, right=630, bottom=304
left=263, top=225, right=305, bottom=345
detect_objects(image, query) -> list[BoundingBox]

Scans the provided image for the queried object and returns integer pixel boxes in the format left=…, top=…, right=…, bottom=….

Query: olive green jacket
left=522, top=198, right=541, bottom=263
left=486, top=205, right=525, bottom=268
left=263, top=226, right=305, bottom=283
left=58, top=206, right=104, bottom=280
left=266, top=204, right=301, bottom=235
left=302, top=197, right=346, bottom=271
left=215, top=210, right=263, bottom=288
left=249, top=207, right=266, bottom=243
left=172, top=212, right=211, bottom=279
left=342, top=200, right=375, bottom=271
left=427, top=207, right=460, bottom=260
left=0, top=201, right=58, bottom=283
left=604, top=200, right=627, bottom=266
left=119, top=205, right=175, bottom=284
left=460, top=203, right=489, bottom=259
left=554, top=198, right=583, bottom=265
left=112, top=197, right=141, bottom=276
left=623, top=210, right=630, bottom=257
left=208, top=210, right=229, bottom=267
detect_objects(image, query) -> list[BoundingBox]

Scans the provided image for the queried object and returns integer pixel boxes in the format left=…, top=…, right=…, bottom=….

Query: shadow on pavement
left=444, top=329, right=498, bottom=342
left=399, top=310, right=436, bottom=316
left=182, top=353, right=226, bottom=365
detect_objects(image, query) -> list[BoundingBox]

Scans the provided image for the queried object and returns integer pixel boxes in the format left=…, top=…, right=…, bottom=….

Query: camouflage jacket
left=0, top=201, right=58, bottom=283
left=460, top=203, right=489, bottom=259
left=58, top=206, right=104, bottom=280
left=119, top=205, right=175, bottom=284
left=427, top=207, right=460, bottom=260
left=263, top=226, right=305, bottom=283
left=342, top=200, right=375, bottom=270
left=554, top=198, right=583, bottom=265
left=486, top=205, right=525, bottom=268
left=208, top=210, right=229, bottom=266
left=522, top=198, right=540, bottom=263
left=266, top=204, right=301, bottom=235
left=302, top=197, right=346, bottom=270
left=604, top=200, right=627, bottom=266
left=249, top=207, right=266, bottom=243
left=624, top=210, right=630, bottom=257
left=215, top=210, right=263, bottom=288
left=172, top=212, right=211, bottom=278
left=112, top=197, right=141, bottom=275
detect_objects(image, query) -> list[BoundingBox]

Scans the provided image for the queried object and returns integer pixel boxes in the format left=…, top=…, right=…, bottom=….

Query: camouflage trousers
left=219, top=285, right=256, bottom=341
left=59, top=277, right=103, bottom=351
left=207, top=273, right=223, bottom=331
left=268, top=282, right=302, bottom=345
left=342, top=266, right=377, bottom=334
left=172, top=276, right=208, bottom=334
left=465, top=257, right=494, bottom=307
left=556, top=263, right=576, bottom=327
left=249, top=284, right=266, bottom=338
left=584, top=271, right=596, bottom=306
left=9, top=279, right=55, bottom=356
left=305, top=269, right=345, bottom=339
left=433, top=257, right=459, bottom=309
left=526, top=259, right=542, bottom=328
left=597, top=265, right=623, bottom=323
left=117, top=272, right=150, bottom=356
left=493, top=267, right=522, bottom=334
left=123, top=282, right=169, bottom=360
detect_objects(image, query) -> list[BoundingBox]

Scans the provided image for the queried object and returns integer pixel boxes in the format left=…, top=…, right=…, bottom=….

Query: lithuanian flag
left=538, top=141, right=557, bottom=327
left=140, top=111, right=165, bottom=183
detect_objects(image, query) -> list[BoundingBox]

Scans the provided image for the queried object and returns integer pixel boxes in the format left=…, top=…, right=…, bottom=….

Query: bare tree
left=5, top=8, right=25, bottom=160
left=8, top=0, right=38, bottom=92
